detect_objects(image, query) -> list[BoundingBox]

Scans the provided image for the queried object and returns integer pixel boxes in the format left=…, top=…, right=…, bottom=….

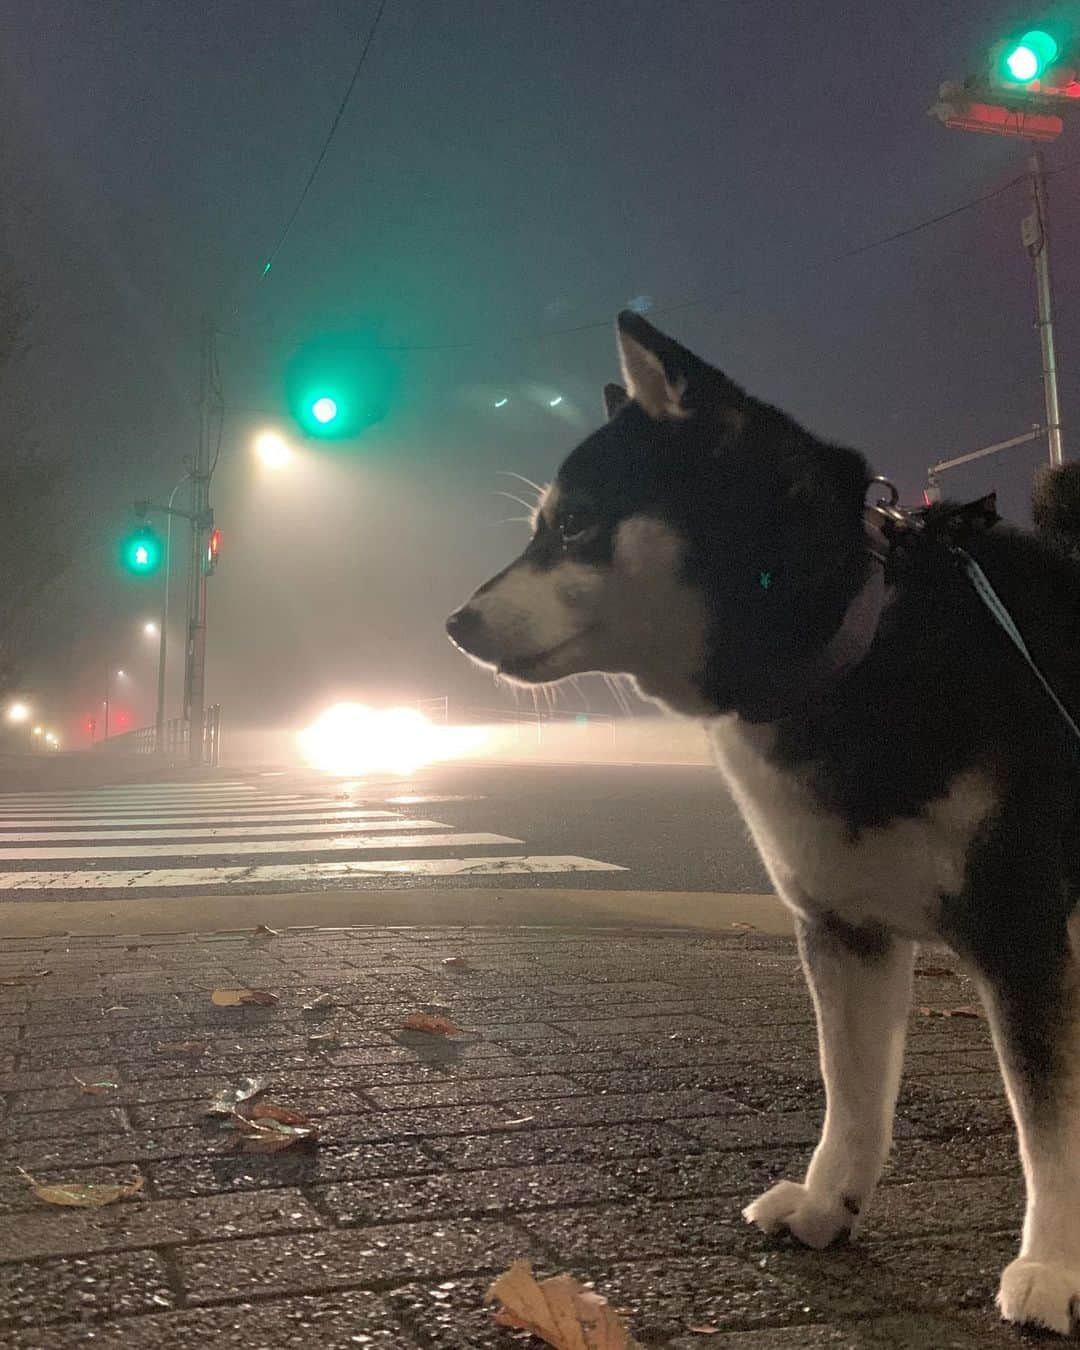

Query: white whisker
left=495, top=490, right=536, bottom=512
left=498, top=470, right=544, bottom=498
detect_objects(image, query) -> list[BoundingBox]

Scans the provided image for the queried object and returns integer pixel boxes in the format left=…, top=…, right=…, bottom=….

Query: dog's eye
left=558, top=512, right=597, bottom=545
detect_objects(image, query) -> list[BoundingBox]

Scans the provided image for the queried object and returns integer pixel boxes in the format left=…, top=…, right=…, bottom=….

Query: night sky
left=3, top=0, right=1078, bottom=740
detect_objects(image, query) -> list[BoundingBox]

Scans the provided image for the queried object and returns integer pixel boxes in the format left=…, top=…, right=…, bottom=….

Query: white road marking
left=0, top=856, right=626, bottom=889
left=0, top=808, right=397, bottom=829
left=0, top=831, right=520, bottom=861
left=0, top=817, right=449, bottom=843
left=0, top=795, right=329, bottom=817
left=0, top=782, right=252, bottom=798
left=0, top=787, right=257, bottom=802
left=385, top=795, right=487, bottom=804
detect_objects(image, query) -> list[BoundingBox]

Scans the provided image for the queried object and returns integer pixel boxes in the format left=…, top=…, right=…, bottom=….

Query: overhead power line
left=222, top=160, right=1051, bottom=354
left=258, top=0, right=390, bottom=282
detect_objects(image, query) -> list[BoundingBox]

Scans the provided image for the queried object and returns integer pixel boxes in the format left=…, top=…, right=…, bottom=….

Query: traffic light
left=120, top=525, right=163, bottom=576
left=990, top=24, right=1080, bottom=100
left=284, top=336, right=396, bottom=441
left=204, top=527, right=221, bottom=575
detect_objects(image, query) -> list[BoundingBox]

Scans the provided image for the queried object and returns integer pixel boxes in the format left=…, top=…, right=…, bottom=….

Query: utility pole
left=183, top=319, right=218, bottom=766
left=1026, top=150, right=1064, bottom=467
left=930, top=25, right=1075, bottom=470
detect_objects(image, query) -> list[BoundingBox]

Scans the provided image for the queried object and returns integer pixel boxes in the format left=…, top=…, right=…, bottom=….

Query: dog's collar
left=738, top=482, right=899, bottom=724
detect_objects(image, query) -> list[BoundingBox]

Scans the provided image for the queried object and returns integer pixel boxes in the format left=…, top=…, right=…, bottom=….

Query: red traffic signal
left=204, top=527, right=221, bottom=575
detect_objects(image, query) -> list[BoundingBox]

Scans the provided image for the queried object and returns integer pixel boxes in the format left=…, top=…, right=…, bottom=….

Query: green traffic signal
left=120, top=526, right=162, bottom=575
left=284, top=336, right=397, bottom=441
left=311, top=396, right=338, bottom=425
left=1002, top=29, right=1060, bottom=82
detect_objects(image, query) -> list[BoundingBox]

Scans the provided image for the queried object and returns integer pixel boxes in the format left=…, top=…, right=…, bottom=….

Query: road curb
left=0, top=887, right=792, bottom=938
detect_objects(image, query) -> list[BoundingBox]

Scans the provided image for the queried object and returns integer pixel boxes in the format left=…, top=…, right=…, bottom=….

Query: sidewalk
left=0, top=923, right=1020, bottom=1348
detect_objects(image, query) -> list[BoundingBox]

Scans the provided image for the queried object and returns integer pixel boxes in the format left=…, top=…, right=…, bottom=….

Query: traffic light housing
left=990, top=24, right=1080, bottom=102
left=120, top=525, right=163, bottom=576
left=204, top=527, right=221, bottom=575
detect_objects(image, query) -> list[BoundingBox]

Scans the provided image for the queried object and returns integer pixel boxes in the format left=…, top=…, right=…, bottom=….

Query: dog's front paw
left=742, top=1180, right=857, bottom=1249
left=997, top=1258, right=1080, bottom=1335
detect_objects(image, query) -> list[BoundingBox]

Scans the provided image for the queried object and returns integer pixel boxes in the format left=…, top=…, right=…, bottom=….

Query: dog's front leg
left=968, top=924, right=1080, bottom=1336
left=743, top=913, right=914, bottom=1247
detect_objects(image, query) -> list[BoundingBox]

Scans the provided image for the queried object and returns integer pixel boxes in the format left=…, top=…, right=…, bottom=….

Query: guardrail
left=98, top=705, right=222, bottom=766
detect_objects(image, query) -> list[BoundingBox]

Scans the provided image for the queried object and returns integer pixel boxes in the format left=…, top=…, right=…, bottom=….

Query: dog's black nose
left=445, top=605, right=492, bottom=658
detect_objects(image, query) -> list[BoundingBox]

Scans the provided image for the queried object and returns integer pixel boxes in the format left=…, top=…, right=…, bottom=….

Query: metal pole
left=184, top=319, right=214, bottom=765
left=103, top=671, right=109, bottom=742
left=1028, top=150, right=1065, bottom=466
left=155, top=477, right=187, bottom=755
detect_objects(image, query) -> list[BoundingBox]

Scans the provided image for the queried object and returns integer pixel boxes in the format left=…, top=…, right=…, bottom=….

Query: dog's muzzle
left=445, top=605, right=498, bottom=664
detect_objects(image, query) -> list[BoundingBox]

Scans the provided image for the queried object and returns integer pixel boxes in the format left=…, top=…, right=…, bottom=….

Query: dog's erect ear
left=615, top=310, right=739, bottom=422
left=603, top=382, right=629, bottom=420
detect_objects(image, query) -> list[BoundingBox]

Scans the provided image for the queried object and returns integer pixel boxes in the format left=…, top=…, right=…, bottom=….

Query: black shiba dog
left=447, top=311, right=1080, bottom=1334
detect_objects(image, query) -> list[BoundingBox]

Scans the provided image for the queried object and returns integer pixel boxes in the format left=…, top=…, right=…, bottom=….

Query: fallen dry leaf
left=502, top=1116, right=536, bottom=1127
left=211, top=989, right=279, bottom=1007
left=687, top=1328, right=720, bottom=1337
left=307, top=1030, right=340, bottom=1049
left=918, top=1004, right=983, bottom=1019
left=206, top=1076, right=267, bottom=1115
left=251, top=924, right=282, bottom=937
left=233, top=1102, right=319, bottom=1153
left=441, top=956, right=470, bottom=969
left=18, top=1167, right=144, bottom=1209
left=0, top=970, right=51, bottom=986
left=486, top=1261, right=640, bottom=1349
left=302, top=993, right=335, bottom=1015
left=72, top=1074, right=118, bottom=1096
left=402, top=1011, right=462, bottom=1036
left=157, top=1039, right=210, bottom=1055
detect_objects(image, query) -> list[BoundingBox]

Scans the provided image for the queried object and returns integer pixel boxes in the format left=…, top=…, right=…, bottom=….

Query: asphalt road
left=0, top=761, right=771, bottom=903
left=330, top=761, right=772, bottom=893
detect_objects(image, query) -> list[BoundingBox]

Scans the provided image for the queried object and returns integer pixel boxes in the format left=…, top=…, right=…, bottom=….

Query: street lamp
left=255, top=430, right=291, bottom=468
left=143, top=621, right=158, bottom=638
left=5, top=702, right=30, bottom=724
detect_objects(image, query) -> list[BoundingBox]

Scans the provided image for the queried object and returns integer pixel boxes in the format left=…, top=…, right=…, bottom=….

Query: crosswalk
left=0, top=779, right=624, bottom=894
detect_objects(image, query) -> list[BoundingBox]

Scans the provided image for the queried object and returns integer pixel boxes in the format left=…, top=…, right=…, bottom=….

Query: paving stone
left=666, top=1315, right=995, bottom=1348
left=0, top=1248, right=174, bottom=1330
left=149, top=1139, right=437, bottom=1197
left=4, top=1105, right=128, bottom=1141
left=424, top=1122, right=697, bottom=1171
left=317, top=1161, right=629, bottom=1224
left=178, top=1219, right=532, bottom=1303
left=674, top=1110, right=824, bottom=1151
left=594, top=1255, right=837, bottom=1338
left=862, top=1177, right=1025, bottom=1241
left=367, top=1073, right=584, bottom=1109
left=0, top=1187, right=322, bottom=1262
left=5, top=1290, right=417, bottom=1348
left=519, top=1198, right=746, bottom=1264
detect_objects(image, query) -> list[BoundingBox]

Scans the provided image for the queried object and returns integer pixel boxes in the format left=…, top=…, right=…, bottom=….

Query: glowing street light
left=549, top=395, right=564, bottom=408
left=143, top=621, right=158, bottom=638
left=32, top=726, right=43, bottom=737
left=494, top=397, right=509, bottom=409
left=255, top=430, right=291, bottom=468
left=5, top=702, right=30, bottom=724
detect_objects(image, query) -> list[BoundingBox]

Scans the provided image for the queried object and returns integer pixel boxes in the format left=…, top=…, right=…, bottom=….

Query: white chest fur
left=708, top=719, right=998, bottom=941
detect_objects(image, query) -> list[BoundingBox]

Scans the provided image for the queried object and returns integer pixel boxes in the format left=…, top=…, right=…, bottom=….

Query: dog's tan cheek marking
left=614, top=516, right=687, bottom=580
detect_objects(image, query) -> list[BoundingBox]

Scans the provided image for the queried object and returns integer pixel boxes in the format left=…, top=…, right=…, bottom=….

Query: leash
left=867, top=476, right=1080, bottom=748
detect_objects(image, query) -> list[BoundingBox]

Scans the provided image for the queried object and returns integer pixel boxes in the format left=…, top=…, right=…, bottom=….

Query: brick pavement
left=0, top=923, right=1028, bottom=1347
